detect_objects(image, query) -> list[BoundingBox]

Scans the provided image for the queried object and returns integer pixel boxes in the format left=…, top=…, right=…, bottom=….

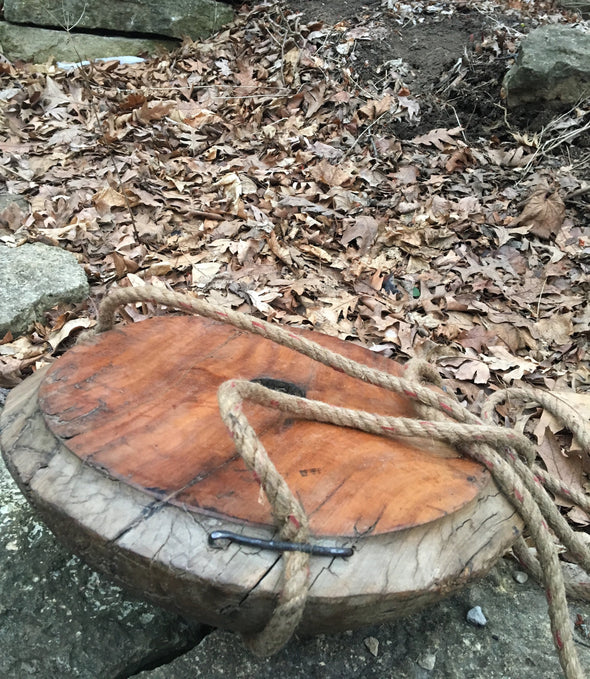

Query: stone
left=0, top=454, right=203, bottom=678
left=4, top=0, right=233, bottom=41
left=134, top=560, right=590, bottom=679
left=0, top=193, right=28, bottom=214
left=503, top=25, right=590, bottom=107
left=0, top=21, right=176, bottom=63
left=0, top=243, right=89, bottom=337
left=363, top=636, right=379, bottom=656
left=466, top=605, right=487, bottom=627
left=417, top=652, right=437, bottom=671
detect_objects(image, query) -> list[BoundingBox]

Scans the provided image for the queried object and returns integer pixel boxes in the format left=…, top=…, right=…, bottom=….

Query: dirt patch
left=291, top=0, right=588, bottom=147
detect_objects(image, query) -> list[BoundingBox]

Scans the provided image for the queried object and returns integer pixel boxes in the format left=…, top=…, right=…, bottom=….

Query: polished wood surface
left=37, top=316, right=487, bottom=537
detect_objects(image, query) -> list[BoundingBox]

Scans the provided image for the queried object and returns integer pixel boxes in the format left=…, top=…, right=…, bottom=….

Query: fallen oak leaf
left=135, top=99, right=175, bottom=122
left=411, top=126, right=464, bottom=151
left=191, top=262, right=222, bottom=289
left=117, top=92, right=147, bottom=112
left=302, top=82, right=327, bottom=118
left=566, top=506, right=590, bottom=527
left=445, top=147, right=475, bottom=173
left=531, top=314, right=574, bottom=346
left=105, top=252, right=140, bottom=278
left=267, top=230, right=293, bottom=266
left=309, top=159, right=354, bottom=187
left=513, top=188, right=565, bottom=239
left=357, top=94, right=394, bottom=120
left=212, top=172, right=243, bottom=214
left=245, top=288, right=281, bottom=314
left=482, top=345, right=538, bottom=382
left=48, top=318, right=94, bottom=351
left=340, top=215, right=379, bottom=254
left=536, top=429, right=587, bottom=508
left=394, top=165, right=419, bottom=185
left=318, top=293, right=358, bottom=319
left=297, top=242, right=332, bottom=263
left=277, top=195, right=345, bottom=218
left=92, top=186, right=139, bottom=216
left=453, top=358, right=491, bottom=384
left=487, top=146, right=535, bottom=167
left=42, top=76, right=71, bottom=111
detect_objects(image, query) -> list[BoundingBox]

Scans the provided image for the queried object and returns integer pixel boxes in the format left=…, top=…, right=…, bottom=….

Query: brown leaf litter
left=0, top=0, right=588, bottom=510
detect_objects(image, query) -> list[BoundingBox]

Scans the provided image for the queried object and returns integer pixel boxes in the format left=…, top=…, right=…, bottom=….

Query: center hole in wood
left=250, top=377, right=306, bottom=398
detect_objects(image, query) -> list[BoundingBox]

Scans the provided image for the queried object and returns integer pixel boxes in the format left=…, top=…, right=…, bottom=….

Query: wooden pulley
left=0, top=315, right=520, bottom=635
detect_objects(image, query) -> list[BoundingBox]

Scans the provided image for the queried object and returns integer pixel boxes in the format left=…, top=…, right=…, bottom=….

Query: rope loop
left=85, top=285, right=590, bottom=676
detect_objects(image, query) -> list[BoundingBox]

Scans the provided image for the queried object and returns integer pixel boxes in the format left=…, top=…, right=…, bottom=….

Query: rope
left=85, top=285, right=590, bottom=676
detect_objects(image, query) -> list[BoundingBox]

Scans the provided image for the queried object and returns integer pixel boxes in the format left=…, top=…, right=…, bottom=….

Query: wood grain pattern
left=37, top=316, right=489, bottom=537
left=1, top=367, right=522, bottom=634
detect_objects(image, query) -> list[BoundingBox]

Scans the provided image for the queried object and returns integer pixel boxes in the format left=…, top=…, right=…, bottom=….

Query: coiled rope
left=85, top=285, right=590, bottom=677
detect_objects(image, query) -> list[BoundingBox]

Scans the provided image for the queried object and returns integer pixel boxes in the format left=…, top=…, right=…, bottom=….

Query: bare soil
left=292, top=0, right=589, bottom=147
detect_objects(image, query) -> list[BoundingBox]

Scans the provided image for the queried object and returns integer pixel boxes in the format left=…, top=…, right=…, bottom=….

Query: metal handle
left=208, top=530, right=353, bottom=558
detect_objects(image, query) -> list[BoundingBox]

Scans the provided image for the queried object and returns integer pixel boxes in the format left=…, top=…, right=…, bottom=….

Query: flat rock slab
left=0, top=193, right=28, bottom=213
left=0, top=243, right=88, bottom=337
left=4, top=0, right=233, bottom=41
left=136, top=559, right=590, bottom=679
left=503, top=25, right=590, bottom=106
left=0, top=22, right=176, bottom=63
left=0, top=455, right=203, bottom=679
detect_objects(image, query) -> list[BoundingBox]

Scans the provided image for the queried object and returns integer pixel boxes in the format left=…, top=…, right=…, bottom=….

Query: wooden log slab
left=0, top=316, right=522, bottom=634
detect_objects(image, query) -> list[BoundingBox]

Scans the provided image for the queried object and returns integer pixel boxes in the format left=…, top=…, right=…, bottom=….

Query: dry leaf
left=0, top=356, right=23, bottom=387
left=191, top=262, right=221, bottom=288
left=394, top=165, right=418, bottom=184
left=483, top=345, right=537, bottom=382
left=487, top=146, right=534, bottom=167
left=514, top=189, right=565, bottom=239
left=267, top=231, right=293, bottom=266
left=412, top=126, right=464, bottom=150
left=135, top=101, right=174, bottom=123
left=92, top=187, right=129, bottom=215
left=42, top=77, right=71, bottom=110
left=340, top=216, right=378, bottom=254
left=536, top=429, right=587, bottom=508
left=531, top=314, right=573, bottom=346
left=48, top=318, right=93, bottom=350
left=454, top=359, right=490, bottom=384
left=445, top=147, right=475, bottom=172
left=358, top=94, right=393, bottom=120
left=533, top=392, right=590, bottom=449
left=297, top=242, right=332, bottom=263
left=309, top=159, right=354, bottom=187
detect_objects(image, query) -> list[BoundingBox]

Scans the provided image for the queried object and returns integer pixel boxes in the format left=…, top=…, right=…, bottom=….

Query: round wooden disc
left=38, top=316, right=485, bottom=537
left=1, top=316, right=522, bottom=634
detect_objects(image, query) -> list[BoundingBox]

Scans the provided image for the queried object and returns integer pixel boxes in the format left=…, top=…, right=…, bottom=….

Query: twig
left=343, top=111, right=391, bottom=159
left=522, top=102, right=590, bottom=176
left=564, top=184, right=590, bottom=201
left=535, top=276, right=547, bottom=320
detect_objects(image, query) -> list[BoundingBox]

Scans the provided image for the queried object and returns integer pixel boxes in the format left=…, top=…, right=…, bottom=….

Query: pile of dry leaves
left=0, top=1, right=589, bottom=516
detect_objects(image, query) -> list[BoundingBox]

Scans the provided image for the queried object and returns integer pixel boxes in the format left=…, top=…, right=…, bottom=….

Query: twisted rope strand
left=483, top=388, right=590, bottom=453
left=217, top=380, right=310, bottom=655
left=88, top=285, right=590, bottom=678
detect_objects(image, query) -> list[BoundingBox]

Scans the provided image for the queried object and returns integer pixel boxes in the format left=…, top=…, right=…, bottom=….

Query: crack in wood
left=239, top=554, right=282, bottom=606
